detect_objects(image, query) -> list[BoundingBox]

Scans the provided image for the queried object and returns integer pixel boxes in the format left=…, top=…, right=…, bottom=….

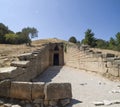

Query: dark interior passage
left=53, top=53, right=59, bottom=65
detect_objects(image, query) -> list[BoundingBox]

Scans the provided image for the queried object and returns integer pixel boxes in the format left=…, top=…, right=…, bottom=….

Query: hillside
left=0, top=38, right=120, bottom=67
left=0, top=38, right=65, bottom=67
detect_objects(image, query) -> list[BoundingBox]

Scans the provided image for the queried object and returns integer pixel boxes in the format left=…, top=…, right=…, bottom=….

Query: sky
left=0, top=0, right=120, bottom=41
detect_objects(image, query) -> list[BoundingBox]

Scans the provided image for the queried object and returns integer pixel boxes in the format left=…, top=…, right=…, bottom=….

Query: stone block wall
left=64, top=44, right=120, bottom=77
left=0, top=45, right=50, bottom=82
left=0, top=80, right=72, bottom=107
left=0, top=43, right=72, bottom=106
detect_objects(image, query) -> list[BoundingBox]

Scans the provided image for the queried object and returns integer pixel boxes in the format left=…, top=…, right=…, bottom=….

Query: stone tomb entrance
left=53, top=53, right=59, bottom=65
left=49, top=43, right=64, bottom=66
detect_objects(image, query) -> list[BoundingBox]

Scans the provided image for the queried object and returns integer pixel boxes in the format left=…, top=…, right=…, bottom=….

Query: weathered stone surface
left=10, top=82, right=32, bottom=100
left=10, top=67, right=26, bottom=79
left=103, top=53, right=115, bottom=58
left=107, top=61, right=113, bottom=68
left=60, top=98, right=70, bottom=106
left=25, top=103, right=32, bottom=107
left=12, top=69, right=34, bottom=82
left=49, top=100, right=57, bottom=106
left=94, top=53, right=102, bottom=58
left=45, top=83, right=72, bottom=100
left=0, top=67, right=17, bottom=80
left=12, top=105, right=22, bottom=107
left=20, top=100, right=25, bottom=105
left=11, top=61, right=30, bottom=68
left=18, top=53, right=32, bottom=61
left=108, top=67, right=119, bottom=77
left=106, top=58, right=115, bottom=62
left=33, top=104, right=40, bottom=107
left=44, top=100, right=49, bottom=106
left=33, top=99, right=43, bottom=104
left=0, top=79, right=11, bottom=97
left=93, top=101, right=104, bottom=106
left=4, top=103, right=12, bottom=107
left=0, top=100, right=4, bottom=105
left=32, top=51, right=40, bottom=54
left=114, top=60, right=120, bottom=65
left=32, top=82, right=45, bottom=99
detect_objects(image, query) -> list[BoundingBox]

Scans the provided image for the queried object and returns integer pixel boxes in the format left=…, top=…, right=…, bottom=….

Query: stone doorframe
left=49, top=43, right=64, bottom=66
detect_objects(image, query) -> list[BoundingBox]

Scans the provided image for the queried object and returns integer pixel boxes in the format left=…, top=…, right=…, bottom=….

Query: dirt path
left=34, top=66, right=120, bottom=107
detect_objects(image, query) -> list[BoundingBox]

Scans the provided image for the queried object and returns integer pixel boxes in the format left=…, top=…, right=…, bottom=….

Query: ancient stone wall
left=0, top=80, right=72, bottom=107
left=0, top=43, right=72, bottom=107
left=64, top=44, right=120, bottom=77
left=0, top=44, right=50, bottom=81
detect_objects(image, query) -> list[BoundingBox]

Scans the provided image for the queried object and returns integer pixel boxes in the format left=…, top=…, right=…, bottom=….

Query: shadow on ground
left=33, top=66, right=63, bottom=82
left=67, top=98, right=82, bottom=107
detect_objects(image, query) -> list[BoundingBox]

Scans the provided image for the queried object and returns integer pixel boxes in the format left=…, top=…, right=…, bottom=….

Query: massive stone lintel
left=11, top=61, right=30, bottom=68
left=10, top=82, right=32, bottom=100
left=44, top=83, right=72, bottom=100
left=32, top=82, right=45, bottom=99
left=0, top=79, right=11, bottom=97
left=0, top=67, right=17, bottom=80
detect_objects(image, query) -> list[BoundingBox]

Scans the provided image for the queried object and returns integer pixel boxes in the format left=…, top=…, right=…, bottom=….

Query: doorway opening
left=53, top=53, right=59, bottom=65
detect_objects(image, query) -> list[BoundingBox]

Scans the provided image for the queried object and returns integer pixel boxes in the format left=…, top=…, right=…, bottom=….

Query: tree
left=0, top=23, right=10, bottom=43
left=68, top=36, right=77, bottom=43
left=96, top=39, right=109, bottom=49
left=116, top=32, right=120, bottom=44
left=83, top=29, right=96, bottom=47
left=16, top=32, right=26, bottom=44
left=21, top=27, right=38, bottom=46
left=108, top=37, right=116, bottom=50
left=115, top=32, right=120, bottom=51
left=5, top=33, right=18, bottom=44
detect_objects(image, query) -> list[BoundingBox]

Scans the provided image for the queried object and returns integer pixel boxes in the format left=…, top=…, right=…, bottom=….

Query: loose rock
left=4, top=103, right=12, bottom=107
left=11, top=105, right=22, bottom=107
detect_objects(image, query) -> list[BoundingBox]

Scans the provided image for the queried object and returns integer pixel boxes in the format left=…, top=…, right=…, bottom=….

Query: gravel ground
left=34, top=66, right=120, bottom=107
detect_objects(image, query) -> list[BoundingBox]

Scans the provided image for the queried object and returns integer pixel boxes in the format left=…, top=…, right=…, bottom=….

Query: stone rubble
left=110, top=90, right=120, bottom=93
left=80, top=83, right=87, bottom=86
left=93, top=100, right=120, bottom=106
left=0, top=97, right=71, bottom=107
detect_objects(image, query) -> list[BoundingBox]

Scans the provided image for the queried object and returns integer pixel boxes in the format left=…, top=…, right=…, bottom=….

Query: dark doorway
left=53, top=53, right=59, bottom=65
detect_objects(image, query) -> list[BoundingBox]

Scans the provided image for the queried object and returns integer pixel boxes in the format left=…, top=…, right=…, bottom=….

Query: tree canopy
left=0, top=23, right=38, bottom=45
left=68, top=36, right=77, bottom=43
left=1, top=22, right=120, bottom=52
left=68, top=28, right=120, bottom=52
left=82, top=29, right=96, bottom=47
left=20, top=27, right=38, bottom=46
left=0, top=23, right=12, bottom=43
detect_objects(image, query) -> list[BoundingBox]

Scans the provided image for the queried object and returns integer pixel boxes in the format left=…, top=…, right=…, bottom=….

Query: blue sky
left=0, top=0, right=120, bottom=41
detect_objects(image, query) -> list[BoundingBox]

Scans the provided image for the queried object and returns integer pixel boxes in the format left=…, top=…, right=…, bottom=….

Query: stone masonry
left=0, top=42, right=71, bottom=107
left=0, top=80, right=72, bottom=107
left=1, top=40, right=120, bottom=106
left=64, top=44, right=120, bottom=78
